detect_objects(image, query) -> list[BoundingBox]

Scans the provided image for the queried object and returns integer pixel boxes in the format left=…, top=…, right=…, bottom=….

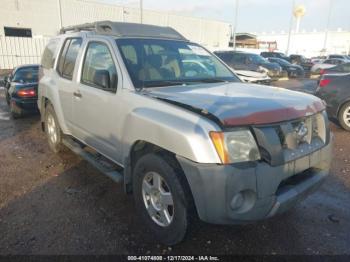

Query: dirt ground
left=0, top=81, right=350, bottom=255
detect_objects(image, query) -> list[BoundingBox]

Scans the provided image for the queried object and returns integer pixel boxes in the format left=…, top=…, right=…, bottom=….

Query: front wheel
left=45, top=104, right=65, bottom=153
left=338, top=102, right=350, bottom=131
left=133, top=153, right=193, bottom=245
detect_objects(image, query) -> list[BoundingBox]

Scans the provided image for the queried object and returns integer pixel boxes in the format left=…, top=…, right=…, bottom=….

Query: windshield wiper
left=188, top=78, right=230, bottom=83
left=143, top=80, right=187, bottom=88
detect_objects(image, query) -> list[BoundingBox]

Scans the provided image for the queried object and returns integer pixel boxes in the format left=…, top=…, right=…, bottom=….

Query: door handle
left=73, top=91, right=82, bottom=98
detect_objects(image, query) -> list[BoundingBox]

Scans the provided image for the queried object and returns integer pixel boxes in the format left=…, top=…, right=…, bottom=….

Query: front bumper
left=177, top=138, right=332, bottom=224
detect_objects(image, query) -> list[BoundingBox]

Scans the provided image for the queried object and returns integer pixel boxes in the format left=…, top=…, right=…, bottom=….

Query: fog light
left=230, top=190, right=256, bottom=213
left=230, top=193, right=244, bottom=210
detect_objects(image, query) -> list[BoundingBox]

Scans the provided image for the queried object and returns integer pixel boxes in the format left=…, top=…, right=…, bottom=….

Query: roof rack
left=59, top=21, right=188, bottom=41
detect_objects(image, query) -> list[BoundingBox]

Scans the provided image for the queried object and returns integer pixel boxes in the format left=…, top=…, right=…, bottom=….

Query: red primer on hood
left=223, top=100, right=325, bottom=126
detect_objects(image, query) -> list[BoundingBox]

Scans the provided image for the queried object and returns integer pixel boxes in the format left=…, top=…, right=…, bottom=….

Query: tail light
left=320, top=69, right=325, bottom=75
left=319, top=78, right=331, bottom=88
left=17, top=88, right=36, bottom=98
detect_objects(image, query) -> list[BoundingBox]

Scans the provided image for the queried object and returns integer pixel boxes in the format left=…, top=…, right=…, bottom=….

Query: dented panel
left=145, top=82, right=325, bottom=127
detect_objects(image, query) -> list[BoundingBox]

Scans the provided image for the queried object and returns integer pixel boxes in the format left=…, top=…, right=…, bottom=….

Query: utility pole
left=57, top=0, right=63, bottom=29
left=286, top=0, right=295, bottom=55
left=140, top=0, right=143, bottom=24
left=232, top=0, right=239, bottom=49
left=323, top=0, right=334, bottom=53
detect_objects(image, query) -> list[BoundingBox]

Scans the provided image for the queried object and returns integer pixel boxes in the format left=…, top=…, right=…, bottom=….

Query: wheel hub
left=142, top=172, right=174, bottom=227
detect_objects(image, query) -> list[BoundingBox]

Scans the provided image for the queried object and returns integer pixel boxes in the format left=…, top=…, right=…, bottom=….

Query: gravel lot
left=0, top=80, right=350, bottom=255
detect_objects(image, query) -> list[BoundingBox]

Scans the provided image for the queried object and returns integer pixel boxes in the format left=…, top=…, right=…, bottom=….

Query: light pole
left=286, top=0, right=295, bottom=55
left=232, top=0, right=239, bottom=50
left=58, top=0, right=63, bottom=29
left=323, top=0, right=334, bottom=53
left=140, top=0, right=143, bottom=24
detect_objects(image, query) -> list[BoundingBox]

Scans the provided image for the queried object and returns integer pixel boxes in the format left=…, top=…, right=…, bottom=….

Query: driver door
left=72, top=40, right=122, bottom=161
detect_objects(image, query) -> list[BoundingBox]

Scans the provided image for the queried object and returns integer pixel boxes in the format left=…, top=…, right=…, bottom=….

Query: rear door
left=72, top=39, right=122, bottom=161
left=55, top=37, right=82, bottom=130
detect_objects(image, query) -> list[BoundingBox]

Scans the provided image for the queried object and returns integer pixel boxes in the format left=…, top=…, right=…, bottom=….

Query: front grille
left=253, top=112, right=328, bottom=166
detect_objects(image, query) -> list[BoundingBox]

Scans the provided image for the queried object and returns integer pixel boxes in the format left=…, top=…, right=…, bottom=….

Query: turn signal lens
left=209, top=131, right=230, bottom=164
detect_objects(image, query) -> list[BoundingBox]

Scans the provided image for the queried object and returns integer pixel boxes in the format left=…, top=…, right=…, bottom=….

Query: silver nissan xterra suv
left=38, top=21, right=332, bottom=245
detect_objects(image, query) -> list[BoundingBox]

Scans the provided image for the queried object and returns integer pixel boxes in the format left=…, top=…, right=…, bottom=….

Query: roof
left=14, top=64, right=40, bottom=70
left=60, top=21, right=188, bottom=41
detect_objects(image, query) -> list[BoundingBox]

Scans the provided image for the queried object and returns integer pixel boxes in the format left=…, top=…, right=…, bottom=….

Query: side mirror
left=93, top=70, right=110, bottom=90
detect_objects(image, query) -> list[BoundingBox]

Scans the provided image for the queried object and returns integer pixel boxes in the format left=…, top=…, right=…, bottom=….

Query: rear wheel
left=133, top=153, right=193, bottom=245
left=5, top=90, right=10, bottom=106
left=338, top=102, right=350, bottom=131
left=9, top=101, right=22, bottom=119
left=45, top=104, right=64, bottom=153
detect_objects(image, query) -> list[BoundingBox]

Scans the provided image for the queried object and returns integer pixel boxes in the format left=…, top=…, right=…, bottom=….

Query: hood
left=144, top=82, right=325, bottom=127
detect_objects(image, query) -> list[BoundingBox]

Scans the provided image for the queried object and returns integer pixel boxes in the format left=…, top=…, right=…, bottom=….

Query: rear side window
left=81, top=42, right=117, bottom=92
left=41, top=39, right=59, bottom=69
left=57, top=38, right=82, bottom=80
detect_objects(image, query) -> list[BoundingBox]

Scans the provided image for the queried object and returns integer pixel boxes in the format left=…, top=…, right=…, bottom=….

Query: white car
left=311, top=58, right=346, bottom=74
left=234, top=69, right=271, bottom=84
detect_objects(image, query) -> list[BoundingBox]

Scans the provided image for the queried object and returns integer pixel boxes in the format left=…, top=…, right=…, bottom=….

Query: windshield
left=271, top=58, right=291, bottom=66
left=13, top=67, right=38, bottom=83
left=116, top=39, right=239, bottom=88
left=246, top=54, right=267, bottom=64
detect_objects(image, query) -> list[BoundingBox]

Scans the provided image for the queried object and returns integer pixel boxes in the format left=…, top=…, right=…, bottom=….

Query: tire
left=9, top=101, right=22, bottom=119
left=338, top=102, right=350, bottom=131
left=5, top=90, right=10, bottom=106
left=133, top=153, right=193, bottom=245
left=45, top=104, right=65, bottom=153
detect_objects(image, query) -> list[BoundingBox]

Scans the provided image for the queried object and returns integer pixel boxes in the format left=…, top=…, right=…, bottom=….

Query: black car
left=315, top=73, right=350, bottom=130
left=289, top=54, right=314, bottom=72
left=267, top=57, right=305, bottom=78
left=215, top=51, right=285, bottom=80
left=260, top=51, right=290, bottom=62
left=4, top=64, right=39, bottom=118
left=320, top=62, right=350, bottom=75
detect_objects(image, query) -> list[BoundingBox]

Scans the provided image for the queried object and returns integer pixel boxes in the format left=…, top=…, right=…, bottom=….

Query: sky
left=101, top=0, right=350, bottom=33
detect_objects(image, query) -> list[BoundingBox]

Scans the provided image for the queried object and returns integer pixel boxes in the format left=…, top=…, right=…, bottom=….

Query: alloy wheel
left=142, top=171, right=174, bottom=227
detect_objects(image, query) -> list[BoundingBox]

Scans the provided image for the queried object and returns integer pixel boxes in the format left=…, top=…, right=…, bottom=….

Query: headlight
left=210, top=130, right=261, bottom=164
left=258, top=66, right=268, bottom=73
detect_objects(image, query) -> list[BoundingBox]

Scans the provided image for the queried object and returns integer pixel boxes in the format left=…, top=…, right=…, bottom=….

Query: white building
left=257, top=30, right=350, bottom=57
left=0, top=0, right=231, bottom=48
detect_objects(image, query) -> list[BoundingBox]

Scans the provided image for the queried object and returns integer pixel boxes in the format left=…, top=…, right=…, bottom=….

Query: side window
left=57, top=38, right=82, bottom=80
left=41, top=39, right=59, bottom=69
left=81, top=42, right=117, bottom=92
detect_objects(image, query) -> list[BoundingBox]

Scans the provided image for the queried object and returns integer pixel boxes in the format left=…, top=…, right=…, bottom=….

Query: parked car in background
left=260, top=51, right=290, bottom=62
left=310, top=58, right=346, bottom=74
left=327, top=54, right=350, bottom=61
left=4, top=64, right=39, bottom=118
left=267, top=57, right=305, bottom=78
left=215, top=51, right=285, bottom=81
left=289, top=54, right=314, bottom=72
left=38, top=21, right=332, bottom=245
left=319, top=62, right=350, bottom=75
left=315, top=73, right=350, bottom=130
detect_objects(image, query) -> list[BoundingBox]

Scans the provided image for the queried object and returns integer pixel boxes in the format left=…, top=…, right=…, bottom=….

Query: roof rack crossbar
left=59, top=21, right=188, bottom=41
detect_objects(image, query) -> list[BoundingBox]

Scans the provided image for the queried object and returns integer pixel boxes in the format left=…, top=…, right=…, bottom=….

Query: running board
left=62, top=138, right=123, bottom=183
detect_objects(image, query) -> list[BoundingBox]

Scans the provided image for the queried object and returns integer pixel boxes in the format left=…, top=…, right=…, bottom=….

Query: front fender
left=121, top=106, right=222, bottom=164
